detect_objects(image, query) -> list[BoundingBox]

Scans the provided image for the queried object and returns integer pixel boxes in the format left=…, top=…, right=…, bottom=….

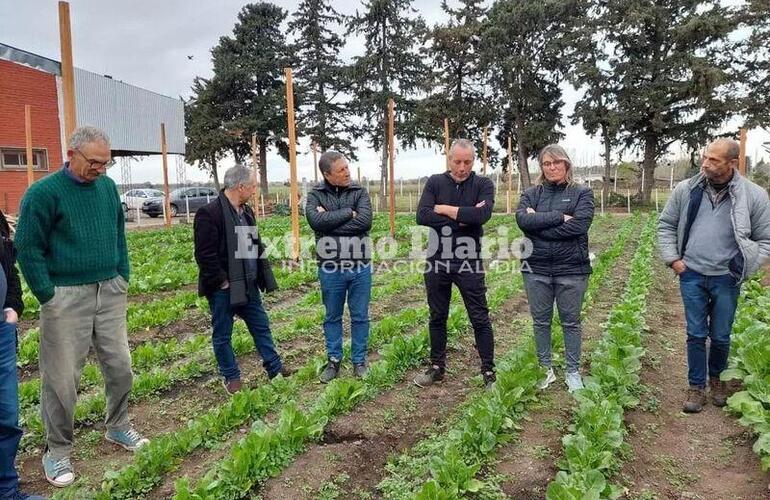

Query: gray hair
left=318, top=150, right=346, bottom=175
left=449, top=139, right=475, bottom=159
left=536, top=144, right=576, bottom=186
left=68, top=125, right=111, bottom=150
left=223, top=164, right=254, bottom=190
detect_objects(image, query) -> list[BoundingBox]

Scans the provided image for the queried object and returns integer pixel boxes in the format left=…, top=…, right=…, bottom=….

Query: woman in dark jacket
left=0, top=209, right=43, bottom=500
left=515, top=144, right=595, bottom=393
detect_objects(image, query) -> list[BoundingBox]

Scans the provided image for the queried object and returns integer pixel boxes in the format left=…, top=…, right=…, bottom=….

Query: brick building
left=0, top=43, right=184, bottom=214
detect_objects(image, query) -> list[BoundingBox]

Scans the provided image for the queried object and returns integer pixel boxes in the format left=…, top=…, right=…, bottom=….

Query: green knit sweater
left=15, top=168, right=129, bottom=303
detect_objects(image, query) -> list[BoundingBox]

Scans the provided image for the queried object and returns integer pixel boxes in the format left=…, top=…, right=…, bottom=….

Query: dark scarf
left=219, top=192, right=257, bottom=307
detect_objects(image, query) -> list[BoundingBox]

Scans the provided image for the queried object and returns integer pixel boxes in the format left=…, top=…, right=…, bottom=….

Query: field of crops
left=13, top=213, right=770, bottom=499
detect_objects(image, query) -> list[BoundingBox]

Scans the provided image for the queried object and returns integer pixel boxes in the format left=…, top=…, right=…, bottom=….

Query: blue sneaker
left=41, top=452, right=74, bottom=488
left=105, top=428, right=149, bottom=452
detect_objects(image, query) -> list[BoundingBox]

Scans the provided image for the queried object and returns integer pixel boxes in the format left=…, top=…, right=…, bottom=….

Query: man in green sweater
left=15, top=126, right=148, bottom=488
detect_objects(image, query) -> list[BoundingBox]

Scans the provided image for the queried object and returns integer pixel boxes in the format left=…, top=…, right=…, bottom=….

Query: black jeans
left=424, top=266, right=494, bottom=372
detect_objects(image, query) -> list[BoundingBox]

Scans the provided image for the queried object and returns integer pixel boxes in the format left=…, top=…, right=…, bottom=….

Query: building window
left=0, top=148, right=49, bottom=171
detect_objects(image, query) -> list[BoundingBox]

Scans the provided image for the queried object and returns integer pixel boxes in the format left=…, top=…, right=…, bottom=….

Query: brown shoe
left=222, top=378, right=242, bottom=394
left=270, top=365, right=296, bottom=380
left=709, top=378, right=728, bottom=407
left=683, top=386, right=707, bottom=413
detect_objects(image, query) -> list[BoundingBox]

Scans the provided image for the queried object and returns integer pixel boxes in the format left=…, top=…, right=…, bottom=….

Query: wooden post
left=312, top=141, right=319, bottom=184
left=251, top=133, right=259, bottom=212
left=600, top=189, right=605, bottom=215
left=160, top=123, right=172, bottom=227
left=357, top=166, right=361, bottom=184
left=59, top=1, right=76, bottom=144
left=444, top=118, right=450, bottom=170
left=670, top=166, right=674, bottom=190
left=387, top=97, right=396, bottom=237
left=506, top=136, right=513, bottom=214
left=626, top=189, right=631, bottom=214
left=409, top=192, right=413, bottom=213
left=739, top=128, right=748, bottom=175
left=614, top=167, right=619, bottom=192
left=25, top=105, right=34, bottom=186
left=260, top=194, right=266, bottom=217
left=482, top=126, right=488, bottom=176
left=284, top=68, right=301, bottom=260
left=655, top=188, right=659, bottom=212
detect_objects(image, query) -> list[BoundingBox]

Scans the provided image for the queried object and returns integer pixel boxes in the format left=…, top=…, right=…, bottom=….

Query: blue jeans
left=679, top=270, right=740, bottom=388
left=0, top=321, right=21, bottom=498
left=318, top=263, right=372, bottom=364
left=208, top=290, right=282, bottom=380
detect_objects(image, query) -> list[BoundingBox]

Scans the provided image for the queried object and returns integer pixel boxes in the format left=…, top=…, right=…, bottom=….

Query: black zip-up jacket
left=193, top=197, right=278, bottom=297
left=305, top=181, right=373, bottom=263
left=515, top=182, right=594, bottom=276
left=417, top=171, right=494, bottom=263
left=0, top=210, right=23, bottom=316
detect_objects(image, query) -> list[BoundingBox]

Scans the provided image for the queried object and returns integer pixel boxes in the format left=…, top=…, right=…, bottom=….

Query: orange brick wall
left=0, top=58, right=63, bottom=215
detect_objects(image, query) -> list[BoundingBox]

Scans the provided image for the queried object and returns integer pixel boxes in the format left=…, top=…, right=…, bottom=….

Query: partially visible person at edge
left=15, top=126, right=148, bottom=489
left=658, top=138, right=770, bottom=413
left=305, top=151, right=373, bottom=383
left=515, top=144, right=595, bottom=394
left=0, top=210, right=46, bottom=500
left=193, top=165, right=294, bottom=396
left=414, top=138, right=497, bottom=390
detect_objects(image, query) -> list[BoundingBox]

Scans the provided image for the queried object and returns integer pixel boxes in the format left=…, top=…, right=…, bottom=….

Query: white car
left=120, top=188, right=164, bottom=217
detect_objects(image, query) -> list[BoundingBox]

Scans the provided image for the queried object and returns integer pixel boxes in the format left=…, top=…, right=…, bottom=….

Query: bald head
left=702, top=138, right=739, bottom=184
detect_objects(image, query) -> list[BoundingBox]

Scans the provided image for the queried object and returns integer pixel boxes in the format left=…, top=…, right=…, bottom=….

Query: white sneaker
left=538, top=367, right=557, bottom=390
left=565, top=371, right=584, bottom=393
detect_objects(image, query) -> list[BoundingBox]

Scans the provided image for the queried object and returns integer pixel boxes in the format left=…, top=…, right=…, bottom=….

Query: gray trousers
left=522, top=272, right=588, bottom=373
left=39, top=276, right=132, bottom=459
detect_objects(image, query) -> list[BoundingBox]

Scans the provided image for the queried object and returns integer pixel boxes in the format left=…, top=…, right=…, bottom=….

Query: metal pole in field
left=739, top=127, right=748, bottom=175
left=312, top=141, right=319, bottom=184
left=185, top=195, right=191, bottom=224
left=626, top=189, right=631, bottom=214
left=444, top=118, right=450, bottom=171
left=357, top=166, right=361, bottom=184
left=600, top=189, right=605, bottom=215
left=482, top=126, right=488, bottom=176
left=25, top=105, right=34, bottom=186
left=284, top=67, right=301, bottom=260
left=614, top=167, right=619, bottom=192
left=251, top=133, right=260, bottom=212
left=641, top=167, right=645, bottom=195
left=507, top=136, right=513, bottom=214
left=388, top=97, right=396, bottom=237
left=58, top=1, right=76, bottom=144
left=160, top=123, right=172, bottom=227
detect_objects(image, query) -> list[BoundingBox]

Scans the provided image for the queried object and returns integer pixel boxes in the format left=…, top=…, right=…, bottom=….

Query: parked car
left=120, top=188, right=164, bottom=219
left=141, top=187, right=218, bottom=217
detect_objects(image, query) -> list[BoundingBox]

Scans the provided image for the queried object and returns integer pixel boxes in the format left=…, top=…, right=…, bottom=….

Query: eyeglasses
left=541, top=159, right=566, bottom=168
left=76, top=149, right=114, bottom=169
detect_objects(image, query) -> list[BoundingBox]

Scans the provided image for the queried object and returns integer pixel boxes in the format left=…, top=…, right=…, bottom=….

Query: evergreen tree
left=347, top=0, right=429, bottom=203
left=289, top=0, right=358, bottom=161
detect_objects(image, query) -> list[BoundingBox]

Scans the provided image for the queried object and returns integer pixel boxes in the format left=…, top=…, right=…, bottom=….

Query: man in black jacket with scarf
left=194, top=165, right=292, bottom=394
left=415, top=139, right=496, bottom=389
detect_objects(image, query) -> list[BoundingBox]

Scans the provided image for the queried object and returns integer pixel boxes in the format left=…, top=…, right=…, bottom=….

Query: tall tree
left=184, top=77, right=232, bottom=190
left=480, top=0, right=571, bottom=188
left=209, top=2, right=295, bottom=197
left=604, top=0, right=740, bottom=203
left=567, top=0, right=621, bottom=202
left=420, top=0, right=496, bottom=166
left=348, top=0, right=429, bottom=204
left=289, top=0, right=358, bottom=161
left=741, top=0, right=770, bottom=128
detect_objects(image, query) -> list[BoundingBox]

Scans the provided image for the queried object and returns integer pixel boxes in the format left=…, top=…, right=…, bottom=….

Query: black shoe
left=353, top=362, right=368, bottom=378
left=483, top=370, right=496, bottom=389
left=320, top=359, right=341, bottom=384
left=414, top=365, right=444, bottom=388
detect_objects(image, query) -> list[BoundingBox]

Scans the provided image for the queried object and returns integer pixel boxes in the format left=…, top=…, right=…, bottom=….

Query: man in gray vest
left=659, top=138, right=770, bottom=413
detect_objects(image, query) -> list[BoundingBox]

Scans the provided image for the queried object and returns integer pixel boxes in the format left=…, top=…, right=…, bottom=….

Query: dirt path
left=616, top=258, right=769, bottom=499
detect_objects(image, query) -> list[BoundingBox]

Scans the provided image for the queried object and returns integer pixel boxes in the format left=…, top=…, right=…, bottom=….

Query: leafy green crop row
left=545, top=216, right=657, bottom=500
left=721, top=277, right=770, bottom=472
left=377, top=215, right=641, bottom=499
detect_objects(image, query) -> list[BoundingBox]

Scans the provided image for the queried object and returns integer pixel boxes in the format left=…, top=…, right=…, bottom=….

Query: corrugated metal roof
left=1, top=43, right=185, bottom=155
left=75, top=68, right=184, bottom=155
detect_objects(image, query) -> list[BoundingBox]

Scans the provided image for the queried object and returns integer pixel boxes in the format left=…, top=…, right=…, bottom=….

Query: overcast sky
left=2, top=0, right=768, bottom=186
